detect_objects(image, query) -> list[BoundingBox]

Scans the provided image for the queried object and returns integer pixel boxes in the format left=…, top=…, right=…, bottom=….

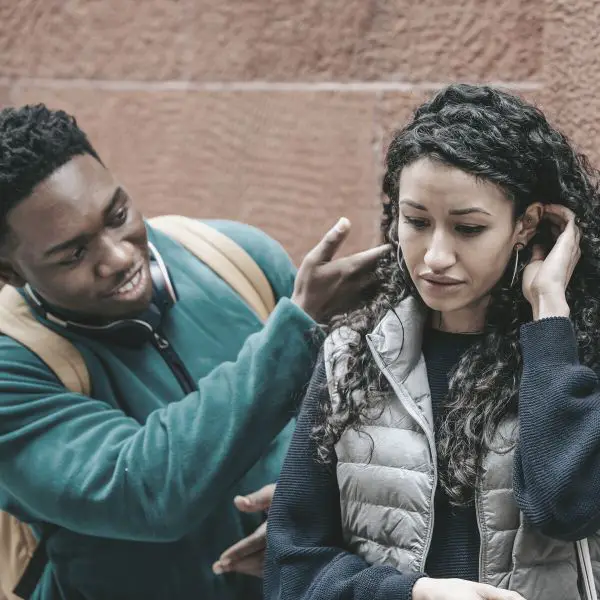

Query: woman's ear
left=516, top=203, right=544, bottom=246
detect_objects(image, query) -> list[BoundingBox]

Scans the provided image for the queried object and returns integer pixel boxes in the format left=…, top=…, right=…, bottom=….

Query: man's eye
left=403, top=217, right=429, bottom=230
left=112, top=206, right=128, bottom=226
left=61, top=246, right=87, bottom=266
left=455, top=225, right=486, bottom=236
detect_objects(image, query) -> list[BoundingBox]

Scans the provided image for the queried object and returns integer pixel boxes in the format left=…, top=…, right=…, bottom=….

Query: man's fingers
left=321, top=244, right=391, bottom=292
left=234, top=483, right=276, bottom=513
left=217, top=522, right=267, bottom=564
left=218, top=533, right=265, bottom=564
left=344, top=243, right=392, bottom=273
left=230, top=554, right=264, bottom=577
left=213, top=551, right=265, bottom=578
left=304, top=218, right=351, bottom=265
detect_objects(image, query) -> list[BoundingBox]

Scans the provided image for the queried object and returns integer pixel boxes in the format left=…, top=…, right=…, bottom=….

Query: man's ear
left=516, top=202, right=544, bottom=246
left=0, top=258, right=26, bottom=288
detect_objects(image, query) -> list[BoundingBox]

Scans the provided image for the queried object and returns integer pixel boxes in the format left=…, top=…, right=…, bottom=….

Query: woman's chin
left=417, top=289, right=464, bottom=313
left=418, top=291, right=474, bottom=316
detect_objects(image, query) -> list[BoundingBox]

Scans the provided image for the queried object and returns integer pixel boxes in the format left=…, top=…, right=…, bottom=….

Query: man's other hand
left=212, top=484, right=275, bottom=578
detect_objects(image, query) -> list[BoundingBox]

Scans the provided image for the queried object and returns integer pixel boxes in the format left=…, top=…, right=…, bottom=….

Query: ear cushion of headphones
left=150, top=259, right=176, bottom=313
left=24, top=249, right=178, bottom=348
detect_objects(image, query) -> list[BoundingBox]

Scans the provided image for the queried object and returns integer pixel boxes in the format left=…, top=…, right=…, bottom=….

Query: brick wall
left=0, top=1, right=591, bottom=262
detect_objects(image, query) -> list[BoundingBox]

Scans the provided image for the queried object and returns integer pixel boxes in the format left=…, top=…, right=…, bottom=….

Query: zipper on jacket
left=152, top=331, right=197, bottom=394
left=398, top=382, right=437, bottom=570
left=366, top=340, right=438, bottom=571
left=474, top=486, right=485, bottom=583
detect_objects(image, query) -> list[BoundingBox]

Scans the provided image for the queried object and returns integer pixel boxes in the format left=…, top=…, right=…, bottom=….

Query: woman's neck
left=432, top=298, right=488, bottom=334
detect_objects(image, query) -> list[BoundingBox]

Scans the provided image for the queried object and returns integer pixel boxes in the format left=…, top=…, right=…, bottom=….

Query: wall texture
left=0, top=1, right=590, bottom=262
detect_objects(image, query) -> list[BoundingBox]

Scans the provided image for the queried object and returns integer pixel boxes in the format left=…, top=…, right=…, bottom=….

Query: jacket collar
left=366, top=295, right=428, bottom=382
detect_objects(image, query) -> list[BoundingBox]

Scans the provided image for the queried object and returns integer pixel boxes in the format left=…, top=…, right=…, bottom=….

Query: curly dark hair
left=315, top=83, right=600, bottom=505
left=0, top=104, right=100, bottom=239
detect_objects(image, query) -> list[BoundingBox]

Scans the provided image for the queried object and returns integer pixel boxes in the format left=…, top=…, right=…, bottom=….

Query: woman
left=263, top=84, right=600, bottom=600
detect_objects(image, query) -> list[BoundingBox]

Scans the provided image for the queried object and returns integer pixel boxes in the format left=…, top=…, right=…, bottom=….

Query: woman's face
left=397, top=157, right=523, bottom=330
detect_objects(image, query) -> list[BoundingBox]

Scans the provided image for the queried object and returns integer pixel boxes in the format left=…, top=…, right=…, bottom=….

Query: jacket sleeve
left=264, top=357, right=425, bottom=600
left=0, top=298, right=320, bottom=542
left=514, top=317, right=600, bottom=540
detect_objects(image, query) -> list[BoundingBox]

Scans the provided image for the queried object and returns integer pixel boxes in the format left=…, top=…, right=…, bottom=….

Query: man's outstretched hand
left=212, top=484, right=275, bottom=578
left=292, top=217, right=390, bottom=323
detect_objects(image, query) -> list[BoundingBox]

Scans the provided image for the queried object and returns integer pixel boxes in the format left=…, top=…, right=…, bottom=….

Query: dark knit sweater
left=264, top=317, right=600, bottom=600
left=422, top=328, right=482, bottom=581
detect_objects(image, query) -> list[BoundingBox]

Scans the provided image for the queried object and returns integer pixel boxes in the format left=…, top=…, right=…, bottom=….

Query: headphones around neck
left=24, top=243, right=178, bottom=347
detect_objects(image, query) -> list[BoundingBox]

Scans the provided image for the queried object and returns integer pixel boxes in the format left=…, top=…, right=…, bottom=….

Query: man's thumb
left=305, top=217, right=351, bottom=265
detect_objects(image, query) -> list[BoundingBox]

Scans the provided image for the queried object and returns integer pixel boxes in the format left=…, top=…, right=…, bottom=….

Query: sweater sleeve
left=513, top=317, right=600, bottom=540
left=264, top=357, right=425, bottom=600
left=0, top=299, right=320, bottom=542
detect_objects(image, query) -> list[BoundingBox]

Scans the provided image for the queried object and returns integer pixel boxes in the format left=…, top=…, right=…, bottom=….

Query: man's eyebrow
left=102, top=186, right=124, bottom=218
left=43, top=187, right=124, bottom=258
left=43, top=233, right=89, bottom=258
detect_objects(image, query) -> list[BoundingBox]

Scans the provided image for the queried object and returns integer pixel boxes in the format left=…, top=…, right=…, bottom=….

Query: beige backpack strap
left=0, top=287, right=89, bottom=598
left=0, top=287, right=85, bottom=598
left=149, top=215, right=276, bottom=322
left=0, top=286, right=90, bottom=396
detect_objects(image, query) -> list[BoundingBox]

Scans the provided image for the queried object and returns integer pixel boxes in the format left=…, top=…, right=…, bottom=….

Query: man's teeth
left=117, top=271, right=141, bottom=295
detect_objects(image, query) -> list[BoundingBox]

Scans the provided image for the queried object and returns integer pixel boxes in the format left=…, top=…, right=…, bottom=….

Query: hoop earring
left=510, top=243, right=524, bottom=287
left=396, top=243, right=407, bottom=277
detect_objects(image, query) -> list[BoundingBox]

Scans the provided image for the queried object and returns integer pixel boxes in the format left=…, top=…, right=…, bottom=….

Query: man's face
left=3, top=154, right=153, bottom=320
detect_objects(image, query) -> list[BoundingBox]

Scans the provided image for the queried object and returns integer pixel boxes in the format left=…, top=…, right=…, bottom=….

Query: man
left=0, top=104, right=386, bottom=600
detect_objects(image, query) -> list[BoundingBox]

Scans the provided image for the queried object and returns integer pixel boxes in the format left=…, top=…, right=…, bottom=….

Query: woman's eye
left=403, top=217, right=429, bottom=230
left=455, top=224, right=486, bottom=236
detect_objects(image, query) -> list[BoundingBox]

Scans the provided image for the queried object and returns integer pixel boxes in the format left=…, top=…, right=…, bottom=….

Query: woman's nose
left=423, top=233, right=456, bottom=272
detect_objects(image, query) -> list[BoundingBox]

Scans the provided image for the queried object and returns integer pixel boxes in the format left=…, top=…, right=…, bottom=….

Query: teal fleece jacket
left=0, top=221, right=321, bottom=600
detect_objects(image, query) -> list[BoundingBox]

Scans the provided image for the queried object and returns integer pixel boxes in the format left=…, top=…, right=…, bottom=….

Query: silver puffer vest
left=323, top=296, right=600, bottom=599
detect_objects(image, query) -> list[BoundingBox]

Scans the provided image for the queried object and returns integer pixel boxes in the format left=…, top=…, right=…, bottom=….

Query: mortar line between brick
left=1, top=78, right=544, bottom=92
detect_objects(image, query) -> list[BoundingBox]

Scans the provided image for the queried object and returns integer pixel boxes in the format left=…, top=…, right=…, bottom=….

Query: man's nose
left=96, top=234, right=135, bottom=279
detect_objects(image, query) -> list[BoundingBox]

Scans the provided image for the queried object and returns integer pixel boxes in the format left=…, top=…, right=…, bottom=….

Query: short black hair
left=0, top=104, right=101, bottom=236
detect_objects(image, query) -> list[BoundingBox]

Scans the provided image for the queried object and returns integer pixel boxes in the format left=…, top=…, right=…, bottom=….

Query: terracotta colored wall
left=0, top=1, right=590, bottom=263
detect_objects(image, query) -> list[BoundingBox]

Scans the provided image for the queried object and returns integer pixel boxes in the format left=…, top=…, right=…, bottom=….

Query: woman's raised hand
left=522, top=204, right=581, bottom=320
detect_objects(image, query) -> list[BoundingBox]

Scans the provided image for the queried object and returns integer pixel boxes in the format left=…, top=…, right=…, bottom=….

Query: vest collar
left=366, top=295, right=428, bottom=382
